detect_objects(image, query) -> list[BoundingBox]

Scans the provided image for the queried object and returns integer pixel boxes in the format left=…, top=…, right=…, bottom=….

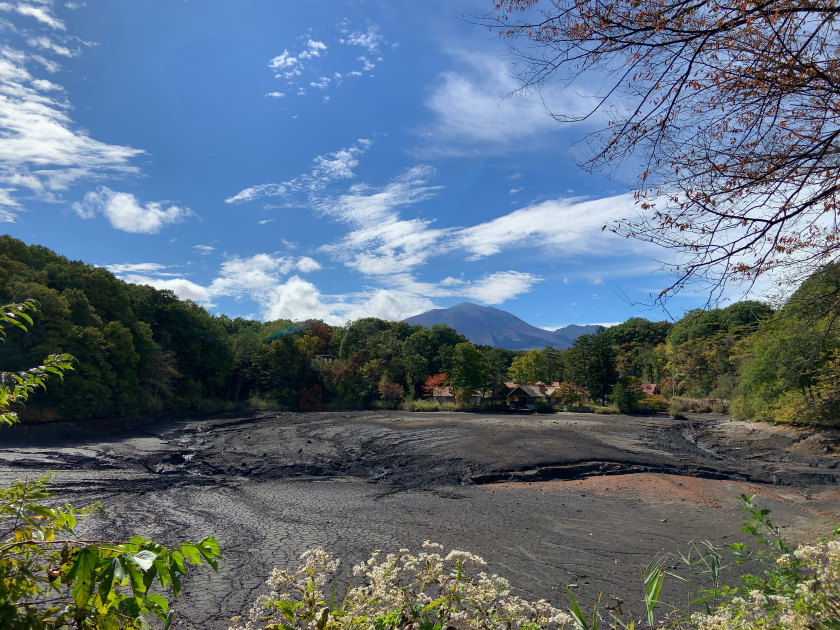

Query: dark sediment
left=1, top=410, right=838, bottom=628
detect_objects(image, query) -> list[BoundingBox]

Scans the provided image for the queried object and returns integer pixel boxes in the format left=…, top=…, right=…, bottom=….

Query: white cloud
left=225, top=138, right=372, bottom=204
left=357, top=56, right=375, bottom=71
left=456, top=194, right=641, bottom=259
left=106, top=262, right=169, bottom=274
left=505, top=172, right=523, bottom=180
left=0, top=3, right=65, bottom=30
left=27, top=35, right=74, bottom=56
left=462, top=271, right=542, bottom=305
left=72, top=187, right=194, bottom=234
left=340, top=25, right=383, bottom=53
left=296, top=256, right=321, bottom=272
left=30, top=53, right=59, bottom=72
left=315, top=166, right=446, bottom=275
left=193, top=244, right=214, bottom=254
left=509, top=187, right=522, bottom=194
left=265, top=91, right=285, bottom=98
left=0, top=47, right=143, bottom=211
left=418, top=51, right=594, bottom=156
left=268, top=50, right=297, bottom=70
left=310, top=77, right=330, bottom=88
left=298, top=39, right=326, bottom=60
left=258, top=218, right=275, bottom=225
left=122, top=275, right=213, bottom=304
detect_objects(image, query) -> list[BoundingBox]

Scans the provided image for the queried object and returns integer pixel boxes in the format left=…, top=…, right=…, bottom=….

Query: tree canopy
left=485, top=0, right=840, bottom=300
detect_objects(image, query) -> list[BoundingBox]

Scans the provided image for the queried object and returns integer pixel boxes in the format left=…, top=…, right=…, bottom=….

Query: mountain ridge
left=403, top=302, right=601, bottom=350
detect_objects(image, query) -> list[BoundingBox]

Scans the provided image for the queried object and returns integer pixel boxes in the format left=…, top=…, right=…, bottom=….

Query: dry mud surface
left=1, top=410, right=839, bottom=628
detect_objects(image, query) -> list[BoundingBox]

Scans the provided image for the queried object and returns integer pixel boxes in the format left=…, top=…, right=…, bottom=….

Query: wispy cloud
left=417, top=51, right=595, bottom=156
left=225, top=138, right=372, bottom=205
left=72, top=187, right=194, bottom=234
left=106, top=262, right=169, bottom=274
left=0, top=9, right=143, bottom=216
left=457, top=195, right=641, bottom=260
left=26, top=35, right=75, bottom=56
left=219, top=142, right=652, bottom=321
left=0, top=3, right=65, bottom=30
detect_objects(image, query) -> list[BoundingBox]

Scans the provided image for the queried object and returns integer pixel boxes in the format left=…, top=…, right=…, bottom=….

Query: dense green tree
left=541, top=345, right=563, bottom=383
left=732, top=268, right=840, bottom=423
left=606, top=318, right=671, bottom=347
left=508, top=349, right=545, bottom=385
left=338, top=318, right=391, bottom=359
left=566, top=327, right=617, bottom=402
left=482, top=348, right=511, bottom=403
left=450, top=343, right=485, bottom=402
left=403, top=352, right=429, bottom=400
left=667, top=301, right=773, bottom=347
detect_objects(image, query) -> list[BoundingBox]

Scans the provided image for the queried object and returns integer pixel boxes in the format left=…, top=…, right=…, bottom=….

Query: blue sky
left=0, top=0, right=714, bottom=328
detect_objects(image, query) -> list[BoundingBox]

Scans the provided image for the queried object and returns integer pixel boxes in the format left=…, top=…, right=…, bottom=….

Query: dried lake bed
left=1, top=410, right=838, bottom=628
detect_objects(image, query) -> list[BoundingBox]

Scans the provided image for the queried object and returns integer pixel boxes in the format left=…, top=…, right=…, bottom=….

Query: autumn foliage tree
left=422, top=373, right=449, bottom=399
left=486, top=0, right=840, bottom=302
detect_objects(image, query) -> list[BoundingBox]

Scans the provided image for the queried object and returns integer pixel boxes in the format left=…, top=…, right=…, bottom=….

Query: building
left=640, top=383, right=660, bottom=396
left=430, top=386, right=484, bottom=404
left=506, top=383, right=560, bottom=410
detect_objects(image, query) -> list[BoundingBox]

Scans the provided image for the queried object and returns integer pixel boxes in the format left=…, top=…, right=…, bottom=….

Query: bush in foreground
left=230, top=542, right=573, bottom=630
left=233, top=496, right=840, bottom=630
left=0, top=478, right=219, bottom=629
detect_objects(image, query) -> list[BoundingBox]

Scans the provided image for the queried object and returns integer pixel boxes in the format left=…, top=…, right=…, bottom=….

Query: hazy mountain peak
left=403, top=303, right=599, bottom=350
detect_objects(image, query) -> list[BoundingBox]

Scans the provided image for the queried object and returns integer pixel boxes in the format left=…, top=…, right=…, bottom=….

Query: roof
left=507, top=385, right=548, bottom=398
left=640, top=383, right=660, bottom=395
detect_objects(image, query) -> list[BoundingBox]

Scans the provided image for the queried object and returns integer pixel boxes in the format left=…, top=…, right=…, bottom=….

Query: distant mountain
left=403, top=303, right=601, bottom=350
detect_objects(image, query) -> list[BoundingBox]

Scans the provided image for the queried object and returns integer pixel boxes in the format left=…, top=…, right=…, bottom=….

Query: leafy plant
left=233, top=542, right=573, bottom=630
left=0, top=301, right=74, bottom=426
left=0, top=477, right=220, bottom=629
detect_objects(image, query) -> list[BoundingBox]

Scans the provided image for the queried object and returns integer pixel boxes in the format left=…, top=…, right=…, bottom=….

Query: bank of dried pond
left=0, top=411, right=838, bottom=628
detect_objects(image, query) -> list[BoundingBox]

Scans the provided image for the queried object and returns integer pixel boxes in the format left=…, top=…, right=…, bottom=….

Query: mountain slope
left=403, top=303, right=600, bottom=350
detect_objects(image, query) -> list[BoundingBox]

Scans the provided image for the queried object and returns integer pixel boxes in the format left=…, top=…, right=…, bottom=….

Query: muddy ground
left=1, top=410, right=839, bottom=628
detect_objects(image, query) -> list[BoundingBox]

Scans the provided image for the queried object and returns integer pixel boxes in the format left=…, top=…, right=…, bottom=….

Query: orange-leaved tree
left=422, top=373, right=449, bottom=400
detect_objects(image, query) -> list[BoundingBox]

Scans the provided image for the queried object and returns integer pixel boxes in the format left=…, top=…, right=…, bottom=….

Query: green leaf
left=119, top=553, right=147, bottom=601
left=66, top=546, right=99, bottom=609
left=275, top=599, right=296, bottom=622
left=196, top=538, right=219, bottom=570
left=98, top=559, right=118, bottom=603
left=179, top=543, right=203, bottom=565
left=146, top=593, right=170, bottom=615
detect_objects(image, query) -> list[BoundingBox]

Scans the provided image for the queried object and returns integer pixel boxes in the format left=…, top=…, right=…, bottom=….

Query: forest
left=1, top=235, right=838, bottom=426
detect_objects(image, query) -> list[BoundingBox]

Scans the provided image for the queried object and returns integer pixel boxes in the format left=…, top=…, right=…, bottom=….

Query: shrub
left=231, top=542, right=573, bottom=630
left=610, top=376, right=646, bottom=413
left=593, top=405, right=619, bottom=414
left=669, top=396, right=732, bottom=414
left=553, top=403, right=594, bottom=413
left=637, top=394, right=669, bottom=413
left=0, top=478, right=219, bottom=628
left=533, top=398, right=554, bottom=414
left=399, top=400, right=462, bottom=412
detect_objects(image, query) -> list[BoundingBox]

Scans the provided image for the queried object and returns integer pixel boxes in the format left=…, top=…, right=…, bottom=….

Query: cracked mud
left=1, top=410, right=839, bottom=628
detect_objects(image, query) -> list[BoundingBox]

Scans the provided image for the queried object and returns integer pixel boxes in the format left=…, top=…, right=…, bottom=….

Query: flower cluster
left=690, top=540, right=840, bottom=630
left=230, top=541, right=573, bottom=630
